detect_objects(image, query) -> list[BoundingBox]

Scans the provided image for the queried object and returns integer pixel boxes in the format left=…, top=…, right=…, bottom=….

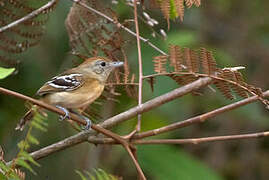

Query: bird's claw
left=56, top=106, right=70, bottom=121
left=81, top=116, right=92, bottom=130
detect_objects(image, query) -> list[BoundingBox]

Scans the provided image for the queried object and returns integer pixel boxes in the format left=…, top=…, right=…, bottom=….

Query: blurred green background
left=1, top=0, right=269, bottom=179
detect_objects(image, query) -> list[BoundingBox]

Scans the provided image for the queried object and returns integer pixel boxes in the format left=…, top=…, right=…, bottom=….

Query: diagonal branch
left=123, top=145, right=146, bottom=180
left=0, top=0, right=58, bottom=33
left=12, top=77, right=213, bottom=161
left=0, top=87, right=127, bottom=151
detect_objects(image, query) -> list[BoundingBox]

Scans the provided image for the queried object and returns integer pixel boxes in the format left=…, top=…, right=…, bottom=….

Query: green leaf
left=31, top=121, right=47, bottom=132
left=28, top=134, right=40, bottom=145
left=0, top=67, right=15, bottom=79
left=169, top=0, right=177, bottom=19
left=138, top=145, right=224, bottom=180
left=0, top=172, right=8, bottom=180
left=16, top=159, right=36, bottom=175
left=94, top=169, right=104, bottom=180
left=0, top=161, right=10, bottom=172
left=76, top=169, right=118, bottom=180
left=17, top=140, right=30, bottom=150
left=19, top=151, right=40, bottom=167
left=75, top=170, right=87, bottom=180
left=85, top=171, right=96, bottom=180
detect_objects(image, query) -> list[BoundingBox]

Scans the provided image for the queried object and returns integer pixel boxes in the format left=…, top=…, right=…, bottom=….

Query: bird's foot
left=56, top=105, right=70, bottom=121
left=81, top=116, right=92, bottom=130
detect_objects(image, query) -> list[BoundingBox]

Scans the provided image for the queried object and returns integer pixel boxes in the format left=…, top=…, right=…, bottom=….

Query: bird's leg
left=80, top=116, right=92, bottom=130
left=69, top=109, right=92, bottom=130
left=56, top=105, right=70, bottom=121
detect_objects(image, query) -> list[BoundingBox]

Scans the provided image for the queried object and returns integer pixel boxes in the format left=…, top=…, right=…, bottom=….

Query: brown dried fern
left=148, top=45, right=269, bottom=107
left=169, top=45, right=183, bottom=72
left=0, top=0, right=58, bottom=67
left=183, top=48, right=199, bottom=73
left=153, top=55, right=168, bottom=73
left=151, top=0, right=201, bottom=22
left=174, top=0, right=184, bottom=21
left=200, top=47, right=218, bottom=75
left=66, top=0, right=138, bottom=99
left=160, top=0, right=170, bottom=29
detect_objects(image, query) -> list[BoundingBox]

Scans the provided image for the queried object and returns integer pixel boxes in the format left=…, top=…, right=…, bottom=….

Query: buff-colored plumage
left=16, top=57, right=123, bottom=130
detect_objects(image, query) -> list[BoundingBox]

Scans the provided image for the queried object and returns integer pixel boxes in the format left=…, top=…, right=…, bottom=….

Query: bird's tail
left=16, top=105, right=38, bottom=131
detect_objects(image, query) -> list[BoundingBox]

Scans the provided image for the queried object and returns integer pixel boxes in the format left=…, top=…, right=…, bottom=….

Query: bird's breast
left=44, top=81, right=104, bottom=109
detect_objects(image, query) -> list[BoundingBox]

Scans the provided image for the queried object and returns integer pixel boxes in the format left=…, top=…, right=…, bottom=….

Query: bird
left=16, top=56, right=123, bottom=131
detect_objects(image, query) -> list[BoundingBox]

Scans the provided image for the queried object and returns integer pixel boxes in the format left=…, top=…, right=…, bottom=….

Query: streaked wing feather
left=37, top=73, right=84, bottom=96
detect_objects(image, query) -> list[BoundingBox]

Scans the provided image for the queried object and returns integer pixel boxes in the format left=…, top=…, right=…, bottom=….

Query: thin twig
left=0, top=0, right=58, bottom=33
left=134, top=90, right=269, bottom=139
left=86, top=130, right=269, bottom=145
left=133, top=0, right=143, bottom=131
left=123, top=145, right=146, bottom=180
left=71, top=0, right=167, bottom=55
left=133, top=131, right=269, bottom=145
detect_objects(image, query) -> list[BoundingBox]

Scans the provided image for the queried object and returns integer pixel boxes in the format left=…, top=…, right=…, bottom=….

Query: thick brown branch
left=0, top=0, right=58, bottom=33
left=14, top=77, right=212, bottom=161
left=0, top=87, right=127, bottom=153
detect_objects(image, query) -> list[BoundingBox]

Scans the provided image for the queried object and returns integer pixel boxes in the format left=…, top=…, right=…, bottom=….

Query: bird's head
left=78, top=56, right=123, bottom=82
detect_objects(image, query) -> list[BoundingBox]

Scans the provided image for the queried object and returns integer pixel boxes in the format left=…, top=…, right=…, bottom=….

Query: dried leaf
left=153, top=55, right=168, bottom=73
left=200, top=48, right=217, bottom=75
left=174, top=0, right=184, bottom=21
left=169, top=45, right=183, bottom=72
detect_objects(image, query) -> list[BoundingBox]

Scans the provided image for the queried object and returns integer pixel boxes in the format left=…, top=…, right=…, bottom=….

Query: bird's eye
left=100, top=61, right=106, bottom=67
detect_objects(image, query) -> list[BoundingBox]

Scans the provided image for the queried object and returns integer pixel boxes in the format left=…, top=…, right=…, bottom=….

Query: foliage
left=0, top=113, right=47, bottom=179
left=139, top=145, right=223, bottom=180
left=0, top=67, right=15, bottom=79
left=150, top=45, right=268, bottom=106
left=0, top=0, right=269, bottom=179
left=76, top=168, right=120, bottom=180
left=0, top=0, right=58, bottom=67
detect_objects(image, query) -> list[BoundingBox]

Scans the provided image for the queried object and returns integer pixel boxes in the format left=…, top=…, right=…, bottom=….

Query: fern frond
left=214, top=71, right=234, bottom=100
left=76, top=168, right=120, bottom=180
left=169, top=45, right=183, bottom=72
left=174, top=0, right=184, bottom=21
left=0, top=0, right=58, bottom=67
left=148, top=45, right=268, bottom=106
left=200, top=48, right=218, bottom=75
left=183, top=48, right=199, bottom=73
left=160, top=0, right=170, bottom=29
left=153, top=55, right=168, bottom=73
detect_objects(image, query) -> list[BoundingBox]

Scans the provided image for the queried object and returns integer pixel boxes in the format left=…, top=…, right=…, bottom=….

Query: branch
left=134, top=90, right=269, bottom=139
left=71, top=0, right=167, bottom=56
left=86, top=130, right=269, bottom=145
left=123, top=145, right=146, bottom=180
left=133, top=0, right=143, bottom=131
left=0, top=87, right=128, bottom=152
left=17, top=77, right=213, bottom=161
left=133, top=131, right=269, bottom=145
left=0, top=0, right=58, bottom=33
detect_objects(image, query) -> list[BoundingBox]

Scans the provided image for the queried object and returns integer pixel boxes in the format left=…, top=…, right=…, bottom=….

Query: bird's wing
left=36, top=73, right=84, bottom=96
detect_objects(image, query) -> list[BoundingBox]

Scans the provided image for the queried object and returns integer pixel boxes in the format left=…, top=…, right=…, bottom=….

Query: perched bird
left=16, top=56, right=123, bottom=131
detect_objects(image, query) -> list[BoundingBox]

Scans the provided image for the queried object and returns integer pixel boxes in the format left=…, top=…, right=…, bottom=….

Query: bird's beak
left=110, top=61, right=124, bottom=67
